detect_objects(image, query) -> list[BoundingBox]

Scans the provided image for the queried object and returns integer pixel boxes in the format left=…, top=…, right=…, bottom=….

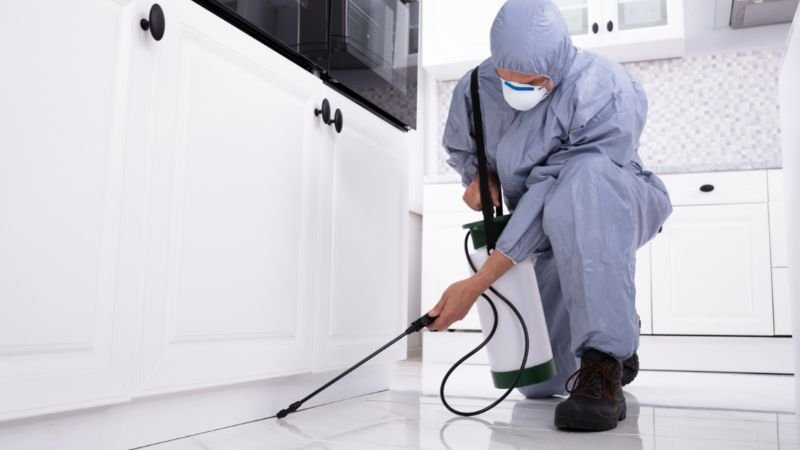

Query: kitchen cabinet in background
left=421, top=0, right=685, bottom=79
left=651, top=203, right=773, bottom=335
left=0, top=0, right=409, bottom=445
left=555, top=0, right=684, bottom=62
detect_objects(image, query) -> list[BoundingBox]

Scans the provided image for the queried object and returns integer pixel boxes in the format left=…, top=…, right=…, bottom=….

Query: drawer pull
left=699, top=184, right=715, bottom=193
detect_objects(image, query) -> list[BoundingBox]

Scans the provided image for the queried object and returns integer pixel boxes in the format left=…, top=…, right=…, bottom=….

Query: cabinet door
left=553, top=0, right=605, bottom=48
left=421, top=213, right=484, bottom=330
left=138, top=0, right=320, bottom=396
left=0, top=0, right=143, bottom=421
left=314, top=90, right=409, bottom=371
left=651, top=204, right=773, bottom=335
left=603, top=0, right=684, bottom=48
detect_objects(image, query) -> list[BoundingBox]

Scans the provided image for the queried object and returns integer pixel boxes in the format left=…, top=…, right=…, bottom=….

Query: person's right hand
left=463, top=172, right=501, bottom=211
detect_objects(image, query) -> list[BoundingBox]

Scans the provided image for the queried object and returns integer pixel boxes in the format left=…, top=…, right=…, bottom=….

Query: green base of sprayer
left=490, top=358, right=556, bottom=388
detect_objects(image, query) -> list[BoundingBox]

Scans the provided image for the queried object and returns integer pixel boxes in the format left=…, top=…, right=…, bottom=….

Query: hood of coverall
left=490, top=0, right=578, bottom=87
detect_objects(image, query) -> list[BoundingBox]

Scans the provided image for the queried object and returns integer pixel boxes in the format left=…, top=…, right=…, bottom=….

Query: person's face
left=496, top=68, right=554, bottom=94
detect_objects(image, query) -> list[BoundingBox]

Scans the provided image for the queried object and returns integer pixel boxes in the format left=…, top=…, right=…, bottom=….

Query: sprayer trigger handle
left=406, top=314, right=436, bottom=334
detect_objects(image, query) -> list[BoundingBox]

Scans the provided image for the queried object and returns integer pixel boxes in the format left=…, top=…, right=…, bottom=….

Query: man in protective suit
left=426, top=0, right=673, bottom=431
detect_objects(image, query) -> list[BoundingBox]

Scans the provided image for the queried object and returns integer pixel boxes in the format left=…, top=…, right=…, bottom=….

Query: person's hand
left=463, top=173, right=501, bottom=211
left=426, top=278, right=484, bottom=331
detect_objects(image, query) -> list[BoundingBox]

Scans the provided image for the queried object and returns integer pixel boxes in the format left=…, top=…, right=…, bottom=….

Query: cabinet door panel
left=139, top=0, right=319, bottom=396
left=315, top=91, right=409, bottom=370
left=603, top=0, right=684, bottom=45
left=0, top=0, right=138, bottom=421
left=651, top=204, right=773, bottom=335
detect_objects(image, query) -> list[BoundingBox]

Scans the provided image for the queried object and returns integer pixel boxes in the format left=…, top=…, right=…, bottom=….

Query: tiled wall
left=433, top=49, right=783, bottom=176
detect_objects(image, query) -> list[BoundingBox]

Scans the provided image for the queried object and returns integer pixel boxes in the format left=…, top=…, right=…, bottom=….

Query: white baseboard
left=423, top=332, right=795, bottom=374
left=0, top=364, right=391, bottom=450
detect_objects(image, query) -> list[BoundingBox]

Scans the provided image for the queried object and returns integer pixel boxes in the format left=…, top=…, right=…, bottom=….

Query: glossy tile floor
left=148, top=359, right=798, bottom=449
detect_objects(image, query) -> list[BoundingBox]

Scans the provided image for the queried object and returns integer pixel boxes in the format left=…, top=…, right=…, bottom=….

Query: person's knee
left=560, top=152, right=613, bottom=180
left=542, top=153, right=620, bottom=231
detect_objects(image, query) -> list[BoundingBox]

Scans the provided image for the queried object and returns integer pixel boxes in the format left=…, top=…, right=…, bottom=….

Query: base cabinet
left=0, top=0, right=409, bottom=431
left=138, top=0, right=320, bottom=396
left=651, top=203, right=773, bottom=335
left=0, top=0, right=141, bottom=422
left=314, top=89, right=409, bottom=371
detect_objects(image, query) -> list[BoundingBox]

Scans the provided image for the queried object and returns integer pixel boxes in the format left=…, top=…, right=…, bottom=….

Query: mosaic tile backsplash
left=433, top=49, right=783, bottom=176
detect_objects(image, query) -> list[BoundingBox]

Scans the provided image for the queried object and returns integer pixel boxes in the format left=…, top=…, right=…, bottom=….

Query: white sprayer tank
left=468, top=243, right=555, bottom=389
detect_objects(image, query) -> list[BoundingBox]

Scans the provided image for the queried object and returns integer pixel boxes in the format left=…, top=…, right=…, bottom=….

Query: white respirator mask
left=500, top=78, right=549, bottom=111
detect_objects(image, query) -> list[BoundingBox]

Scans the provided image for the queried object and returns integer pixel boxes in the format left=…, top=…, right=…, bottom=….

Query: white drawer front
left=660, top=171, right=767, bottom=206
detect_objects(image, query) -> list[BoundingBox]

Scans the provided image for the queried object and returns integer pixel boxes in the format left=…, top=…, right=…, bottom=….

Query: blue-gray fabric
left=443, top=0, right=673, bottom=393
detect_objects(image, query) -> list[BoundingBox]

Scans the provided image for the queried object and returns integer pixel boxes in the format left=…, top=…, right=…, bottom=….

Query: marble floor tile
left=147, top=359, right=794, bottom=450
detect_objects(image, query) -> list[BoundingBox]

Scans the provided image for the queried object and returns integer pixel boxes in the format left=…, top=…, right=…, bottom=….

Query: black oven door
left=326, top=0, right=418, bottom=129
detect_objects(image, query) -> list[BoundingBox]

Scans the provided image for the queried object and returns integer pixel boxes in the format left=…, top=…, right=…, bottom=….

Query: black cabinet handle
left=332, top=108, right=343, bottom=134
left=592, top=22, right=599, bottom=34
left=315, top=98, right=332, bottom=125
left=700, top=184, right=715, bottom=193
left=607, top=20, right=614, bottom=32
left=140, top=4, right=166, bottom=41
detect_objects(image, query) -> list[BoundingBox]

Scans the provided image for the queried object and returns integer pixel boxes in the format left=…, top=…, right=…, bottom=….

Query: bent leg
left=517, top=250, right=577, bottom=398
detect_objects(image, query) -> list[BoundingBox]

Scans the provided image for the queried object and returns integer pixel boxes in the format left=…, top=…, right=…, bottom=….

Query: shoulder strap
left=469, top=67, right=502, bottom=252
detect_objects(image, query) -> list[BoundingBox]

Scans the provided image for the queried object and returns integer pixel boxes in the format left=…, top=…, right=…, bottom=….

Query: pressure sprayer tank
left=463, top=216, right=555, bottom=389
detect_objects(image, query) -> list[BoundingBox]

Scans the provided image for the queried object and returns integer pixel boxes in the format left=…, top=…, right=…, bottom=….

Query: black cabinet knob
left=332, top=108, right=343, bottom=134
left=140, top=4, right=166, bottom=41
left=700, top=184, right=715, bottom=193
left=592, top=22, right=599, bottom=34
left=315, top=98, right=332, bottom=124
left=607, top=20, right=614, bottom=32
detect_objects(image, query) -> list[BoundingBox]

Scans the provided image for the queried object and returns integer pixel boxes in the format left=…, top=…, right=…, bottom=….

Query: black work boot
left=622, top=318, right=641, bottom=386
left=554, top=349, right=626, bottom=431
left=622, top=352, right=639, bottom=386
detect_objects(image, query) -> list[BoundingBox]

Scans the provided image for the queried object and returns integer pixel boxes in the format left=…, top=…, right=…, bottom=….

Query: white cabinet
left=137, top=0, right=321, bottom=396
left=0, top=0, right=143, bottom=422
left=554, top=0, right=684, bottom=62
left=0, top=0, right=409, bottom=423
left=421, top=0, right=684, bottom=78
left=651, top=171, right=774, bottom=336
left=313, top=89, right=409, bottom=370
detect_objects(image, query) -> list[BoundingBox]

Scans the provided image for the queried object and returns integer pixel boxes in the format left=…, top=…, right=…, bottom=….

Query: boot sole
left=554, top=404, right=627, bottom=432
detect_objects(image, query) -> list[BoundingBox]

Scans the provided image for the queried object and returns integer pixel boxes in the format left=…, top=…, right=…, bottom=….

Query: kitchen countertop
left=424, top=160, right=783, bottom=184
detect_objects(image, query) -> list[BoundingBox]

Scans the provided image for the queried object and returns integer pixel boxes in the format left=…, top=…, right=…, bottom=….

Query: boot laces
left=564, top=362, right=618, bottom=400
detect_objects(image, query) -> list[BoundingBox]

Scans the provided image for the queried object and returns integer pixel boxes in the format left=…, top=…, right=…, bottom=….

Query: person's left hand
left=426, top=278, right=484, bottom=331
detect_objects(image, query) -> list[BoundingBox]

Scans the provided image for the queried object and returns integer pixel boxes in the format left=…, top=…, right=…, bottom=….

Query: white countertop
left=424, top=160, right=783, bottom=184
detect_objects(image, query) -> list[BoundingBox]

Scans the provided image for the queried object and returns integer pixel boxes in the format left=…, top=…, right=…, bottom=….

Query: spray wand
left=276, top=313, right=435, bottom=419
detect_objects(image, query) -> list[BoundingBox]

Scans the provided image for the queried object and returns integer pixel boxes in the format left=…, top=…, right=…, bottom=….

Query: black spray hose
left=276, top=230, right=530, bottom=419
left=437, top=231, right=531, bottom=417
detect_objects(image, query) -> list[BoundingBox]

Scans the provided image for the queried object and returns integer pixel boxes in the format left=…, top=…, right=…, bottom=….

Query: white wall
left=779, top=6, right=800, bottom=413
